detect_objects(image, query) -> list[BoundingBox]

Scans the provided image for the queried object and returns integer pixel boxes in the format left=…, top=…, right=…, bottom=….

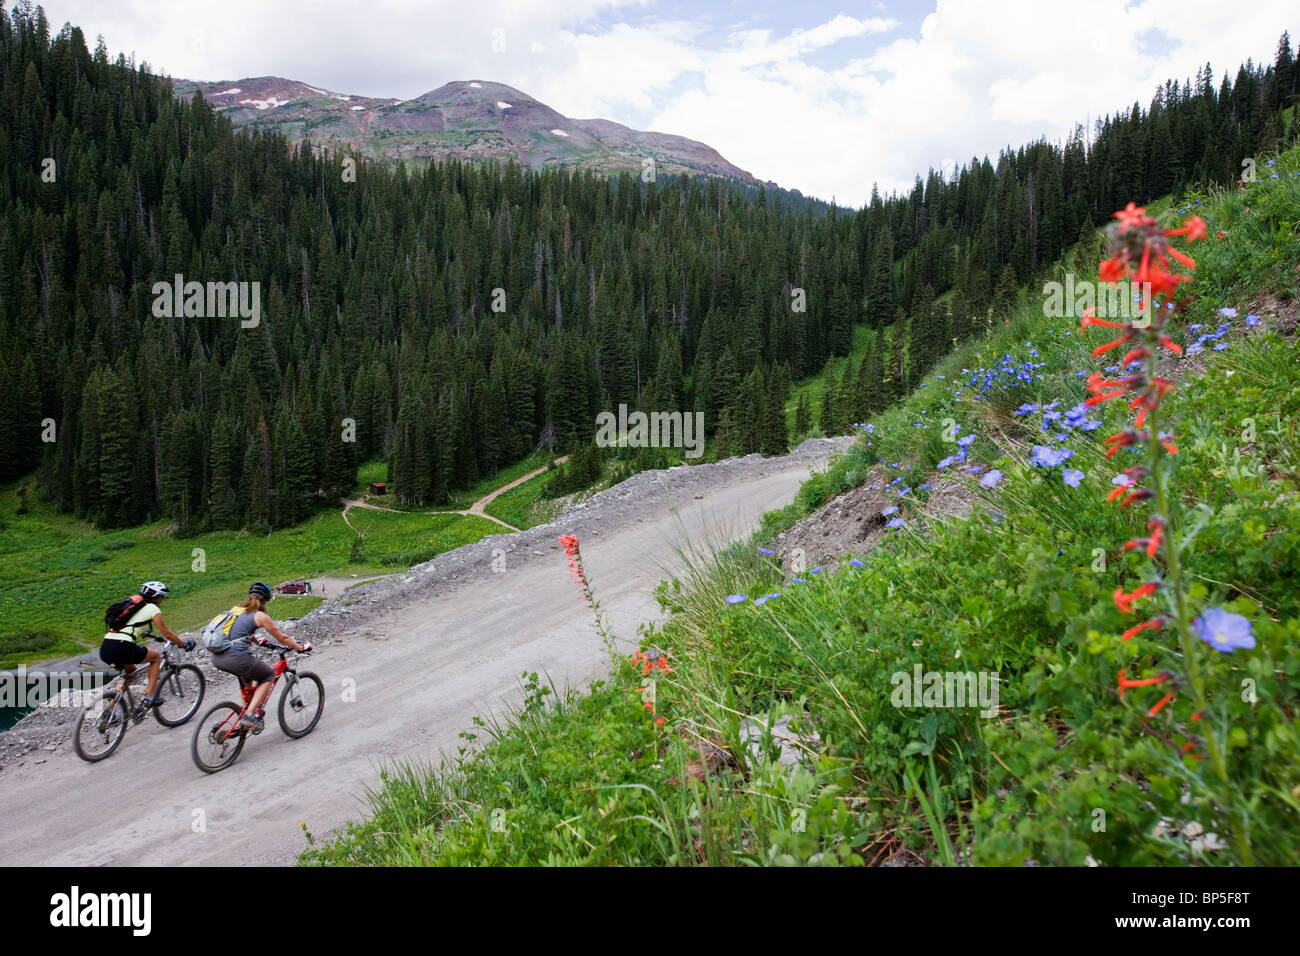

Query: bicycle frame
left=210, top=653, right=293, bottom=743
left=105, top=640, right=179, bottom=703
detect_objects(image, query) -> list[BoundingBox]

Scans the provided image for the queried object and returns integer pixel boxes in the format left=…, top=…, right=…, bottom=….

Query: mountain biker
left=209, top=581, right=312, bottom=733
left=99, top=581, right=194, bottom=714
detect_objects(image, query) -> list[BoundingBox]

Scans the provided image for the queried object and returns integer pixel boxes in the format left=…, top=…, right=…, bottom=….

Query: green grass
left=483, top=466, right=559, bottom=530
left=351, top=448, right=554, bottom=511
left=303, top=144, right=1300, bottom=867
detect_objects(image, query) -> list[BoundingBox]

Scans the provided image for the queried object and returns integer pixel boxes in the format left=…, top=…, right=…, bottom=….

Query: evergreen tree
left=794, top=392, right=811, bottom=437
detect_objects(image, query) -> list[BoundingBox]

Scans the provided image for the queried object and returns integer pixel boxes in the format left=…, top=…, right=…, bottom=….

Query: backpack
left=202, top=606, right=245, bottom=653
left=105, top=595, right=146, bottom=632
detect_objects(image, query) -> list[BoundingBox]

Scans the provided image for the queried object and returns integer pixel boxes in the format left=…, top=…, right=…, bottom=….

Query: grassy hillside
left=302, top=147, right=1300, bottom=866
left=0, top=486, right=503, bottom=668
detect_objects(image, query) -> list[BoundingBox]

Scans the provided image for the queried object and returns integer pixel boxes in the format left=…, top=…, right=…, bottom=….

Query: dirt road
left=0, top=440, right=846, bottom=867
left=340, top=455, right=569, bottom=533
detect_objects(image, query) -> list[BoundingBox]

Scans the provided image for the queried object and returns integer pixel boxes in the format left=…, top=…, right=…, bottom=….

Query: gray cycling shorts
left=211, top=649, right=274, bottom=684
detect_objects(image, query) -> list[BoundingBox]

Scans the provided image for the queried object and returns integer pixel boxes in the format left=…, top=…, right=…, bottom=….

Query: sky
left=36, top=0, right=1298, bottom=205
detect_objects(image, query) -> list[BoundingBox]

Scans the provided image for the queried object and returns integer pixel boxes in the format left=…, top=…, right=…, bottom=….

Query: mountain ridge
left=171, top=74, right=764, bottom=184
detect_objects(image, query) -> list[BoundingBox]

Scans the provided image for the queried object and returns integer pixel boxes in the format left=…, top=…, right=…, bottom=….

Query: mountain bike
left=191, top=646, right=323, bottom=773
left=73, top=638, right=207, bottom=762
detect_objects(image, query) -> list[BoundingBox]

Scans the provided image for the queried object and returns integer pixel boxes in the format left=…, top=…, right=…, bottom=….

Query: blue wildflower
left=1031, top=445, right=1074, bottom=468
left=725, top=594, right=748, bottom=605
left=1192, top=608, right=1255, bottom=653
left=1062, top=468, right=1085, bottom=487
left=980, top=469, right=1003, bottom=488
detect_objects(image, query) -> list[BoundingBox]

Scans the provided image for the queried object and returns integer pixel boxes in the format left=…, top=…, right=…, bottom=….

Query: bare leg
left=249, top=681, right=273, bottom=714
left=142, top=647, right=162, bottom=697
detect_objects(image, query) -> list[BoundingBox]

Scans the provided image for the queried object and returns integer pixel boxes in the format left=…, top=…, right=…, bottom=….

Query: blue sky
left=40, top=1, right=1297, bottom=204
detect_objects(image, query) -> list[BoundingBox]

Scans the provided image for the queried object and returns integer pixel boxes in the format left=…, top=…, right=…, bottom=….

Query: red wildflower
left=1164, top=216, right=1207, bottom=243
left=1146, top=692, right=1176, bottom=718
left=1145, top=518, right=1165, bottom=558
left=1098, top=255, right=1127, bottom=283
left=1105, top=430, right=1143, bottom=458
left=1114, top=582, right=1158, bottom=613
left=1091, top=331, right=1135, bottom=358
left=1116, top=667, right=1169, bottom=699
left=1113, top=202, right=1149, bottom=231
left=1120, top=616, right=1165, bottom=642
left=1080, top=308, right=1127, bottom=331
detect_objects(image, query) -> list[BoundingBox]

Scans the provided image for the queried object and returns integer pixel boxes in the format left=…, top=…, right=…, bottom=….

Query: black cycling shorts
left=211, top=649, right=274, bottom=684
left=100, top=638, right=148, bottom=669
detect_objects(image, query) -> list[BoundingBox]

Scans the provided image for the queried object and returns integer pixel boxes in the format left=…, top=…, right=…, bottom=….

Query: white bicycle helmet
left=141, top=581, right=169, bottom=601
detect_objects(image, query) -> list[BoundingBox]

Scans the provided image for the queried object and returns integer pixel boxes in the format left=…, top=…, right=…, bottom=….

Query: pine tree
left=992, top=265, right=1020, bottom=317
left=818, top=363, right=838, bottom=434
left=858, top=343, right=885, bottom=416
left=283, top=417, right=317, bottom=525
left=794, top=391, right=811, bottom=438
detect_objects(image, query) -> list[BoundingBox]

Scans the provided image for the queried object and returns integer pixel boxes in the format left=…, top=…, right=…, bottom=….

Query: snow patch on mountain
left=550, top=128, right=568, bottom=137
left=212, top=87, right=241, bottom=96
left=240, top=96, right=291, bottom=110
left=497, top=101, right=512, bottom=110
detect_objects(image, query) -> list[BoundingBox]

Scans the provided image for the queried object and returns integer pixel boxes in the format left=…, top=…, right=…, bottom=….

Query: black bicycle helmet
left=249, top=581, right=273, bottom=601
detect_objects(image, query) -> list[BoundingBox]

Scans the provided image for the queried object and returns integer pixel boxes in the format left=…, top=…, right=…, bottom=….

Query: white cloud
left=36, top=0, right=1299, bottom=203
left=642, top=0, right=1296, bottom=202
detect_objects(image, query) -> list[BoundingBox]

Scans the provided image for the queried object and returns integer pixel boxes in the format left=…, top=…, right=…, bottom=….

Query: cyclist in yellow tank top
left=99, top=581, right=194, bottom=714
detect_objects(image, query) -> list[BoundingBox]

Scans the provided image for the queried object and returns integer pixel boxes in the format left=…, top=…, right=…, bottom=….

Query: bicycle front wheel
left=278, top=671, right=324, bottom=738
left=74, top=692, right=129, bottom=762
left=154, top=664, right=206, bottom=727
left=192, top=702, right=247, bottom=773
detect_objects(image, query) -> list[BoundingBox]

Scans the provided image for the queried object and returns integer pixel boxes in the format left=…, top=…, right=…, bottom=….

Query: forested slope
left=0, top=4, right=1295, bottom=540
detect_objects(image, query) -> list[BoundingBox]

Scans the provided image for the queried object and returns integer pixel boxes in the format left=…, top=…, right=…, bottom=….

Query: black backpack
left=105, top=595, right=146, bottom=632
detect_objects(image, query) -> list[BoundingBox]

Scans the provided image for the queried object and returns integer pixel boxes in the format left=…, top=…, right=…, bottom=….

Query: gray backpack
left=202, top=606, right=243, bottom=653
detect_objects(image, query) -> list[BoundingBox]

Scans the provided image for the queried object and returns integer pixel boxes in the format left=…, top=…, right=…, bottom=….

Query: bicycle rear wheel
left=278, top=671, right=324, bottom=738
left=74, top=692, right=129, bottom=762
left=154, top=664, right=206, bottom=727
left=192, top=702, right=247, bottom=773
